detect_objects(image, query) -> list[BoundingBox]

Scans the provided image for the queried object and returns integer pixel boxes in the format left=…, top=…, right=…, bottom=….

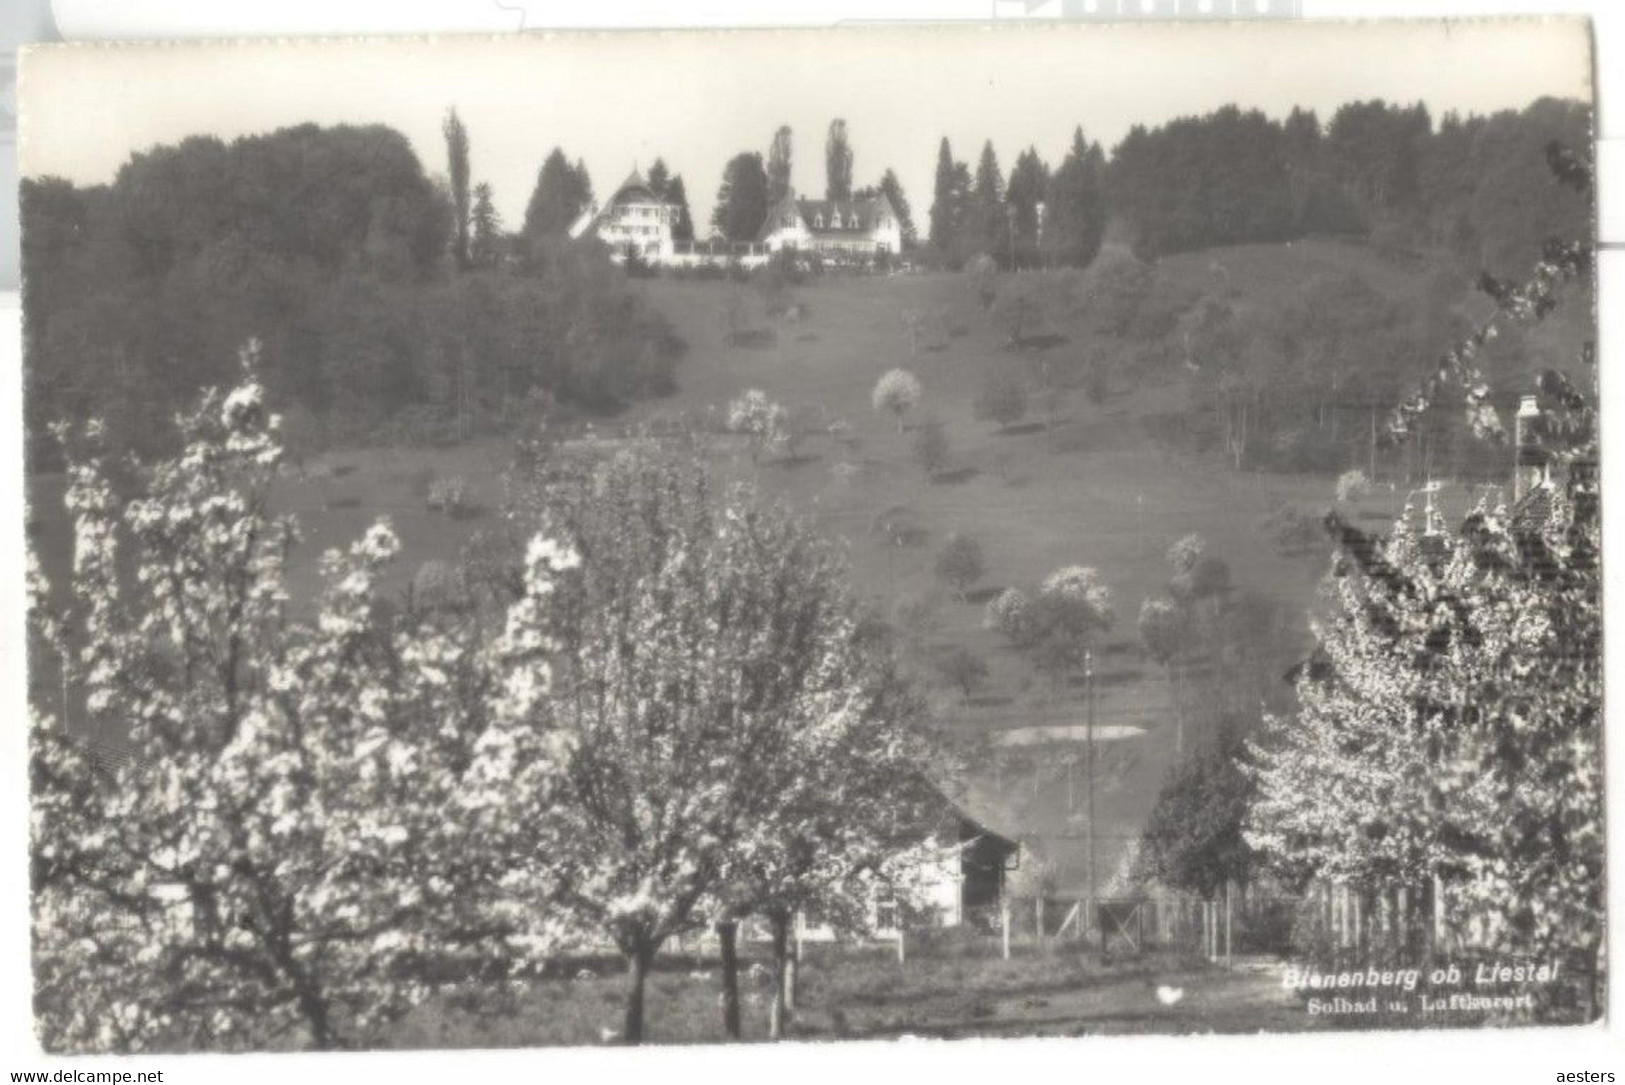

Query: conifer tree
left=1042, top=126, right=1107, bottom=269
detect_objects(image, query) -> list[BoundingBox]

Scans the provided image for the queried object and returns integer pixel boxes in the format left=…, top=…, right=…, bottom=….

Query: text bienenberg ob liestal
left=1282, top=959, right=1563, bottom=1018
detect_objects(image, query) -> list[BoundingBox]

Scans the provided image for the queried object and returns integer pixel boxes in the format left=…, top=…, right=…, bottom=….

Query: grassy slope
left=605, top=240, right=1475, bottom=889
left=26, top=237, right=1513, bottom=891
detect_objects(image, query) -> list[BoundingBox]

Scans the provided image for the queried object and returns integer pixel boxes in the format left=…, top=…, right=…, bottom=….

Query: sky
left=18, top=19, right=1593, bottom=232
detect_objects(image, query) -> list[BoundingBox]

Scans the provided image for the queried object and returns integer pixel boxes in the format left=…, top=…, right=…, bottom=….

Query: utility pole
left=1085, top=645, right=1099, bottom=955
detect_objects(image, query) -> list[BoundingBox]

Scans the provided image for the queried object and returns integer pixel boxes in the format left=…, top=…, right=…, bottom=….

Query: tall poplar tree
left=768, top=125, right=794, bottom=205
left=442, top=108, right=472, bottom=269
left=825, top=119, right=854, bottom=201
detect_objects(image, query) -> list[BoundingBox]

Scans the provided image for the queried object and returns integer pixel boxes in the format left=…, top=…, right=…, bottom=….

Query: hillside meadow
left=28, top=235, right=1534, bottom=893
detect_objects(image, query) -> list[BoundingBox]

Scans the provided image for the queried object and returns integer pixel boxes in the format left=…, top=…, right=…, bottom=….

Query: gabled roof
left=759, top=192, right=897, bottom=240
left=570, top=168, right=670, bottom=240
left=609, top=167, right=662, bottom=205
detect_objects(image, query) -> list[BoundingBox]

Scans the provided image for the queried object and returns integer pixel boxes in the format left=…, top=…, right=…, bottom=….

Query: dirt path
left=837, top=957, right=1309, bottom=1039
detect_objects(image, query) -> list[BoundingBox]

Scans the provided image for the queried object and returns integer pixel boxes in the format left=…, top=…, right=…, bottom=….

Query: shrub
left=933, top=646, right=989, bottom=704
left=405, top=466, right=437, bottom=500
left=912, top=415, right=950, bottom=478
left=1335, top=468, right=1372, bottom=504
left=892, top=590, right=944, bottom=645
left=411, top=559, right=468, bottom=612
left=985, top=588, right=1039, bottom=648
left=427, top=475, right=472, bottom=518
left=726, top=389, right=790, bottom=463
left=1083, top=363, right=1110, bottom=406
left=973, top=369, right=1028, bottom=431
left=934, top=533, right=986, bottom=602
left=1166, top=533, right=1207, bottom=575
left=1261, top=501, right=1324, bottom=557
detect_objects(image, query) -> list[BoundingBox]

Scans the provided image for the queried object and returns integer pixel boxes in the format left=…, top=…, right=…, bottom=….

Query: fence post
left=1396, top=888, right=1408, bottom=955
left=1224, top=882, right=1233, bottom=968
left=1431, top=874, right=1445, bottom=955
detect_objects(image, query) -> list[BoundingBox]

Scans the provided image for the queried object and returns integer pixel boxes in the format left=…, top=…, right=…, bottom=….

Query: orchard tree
left=30, top=351, right=535, bottom=1051
left=1247, top=492, right=1596, bottom=956
left=1250, top=141, right=1600, bottom=975
left=992, top=274, right=1054, bottom=347
left=707, top=547, right=946, bottom=1038
left=974, top=367, right=1028, bottom=431
left=1138, top=597, right=1194, bottom=755
left=934, top=646, right=989, bottom=704
left=1087, top=252, right=1154, bottom=338
left=727, top=388, right=790, bottom=464
left=984, top=587, right=1039, bottom=649
left=1031, top=566, right=1114, bottom=684
left=912, top=415, right=950, bottom=478
left=933, top=532, right=986, bottom=602
left=504, top=447, right=943, bottom=1043
left=872, top=368, right=922, bottom=432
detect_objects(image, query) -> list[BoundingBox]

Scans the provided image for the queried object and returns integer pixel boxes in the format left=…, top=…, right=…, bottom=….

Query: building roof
left=759, top=192, right=896, bottom=240
left=569, top=168, right=670, bottom=241
left=608, top=167, right=663, bottom=206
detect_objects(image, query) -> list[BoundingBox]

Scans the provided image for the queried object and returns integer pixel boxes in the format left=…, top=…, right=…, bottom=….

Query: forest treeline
left=21, top=124, right=683, bottom=463
left=1108, top=97, right=1592, bottom=270
left=20, top=98, right=1592, bottom=463
left=929, top=97, right=1591, bottom=272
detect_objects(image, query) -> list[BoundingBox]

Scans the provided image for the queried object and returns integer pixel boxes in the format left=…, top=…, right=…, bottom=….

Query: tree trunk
left=624, top=941, right=655, bottom=1045
left=1172, top=658, right=1185, bottom=758
left=1035, top=896, right=1047, bottom=953
left=1369, top=407, right=1378, bottom=478
left=717, top=920, right=741, bottom=1040
left=768, top=910, right=792, bottom=1040
left=786, top=916, right=800, bottom=1015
